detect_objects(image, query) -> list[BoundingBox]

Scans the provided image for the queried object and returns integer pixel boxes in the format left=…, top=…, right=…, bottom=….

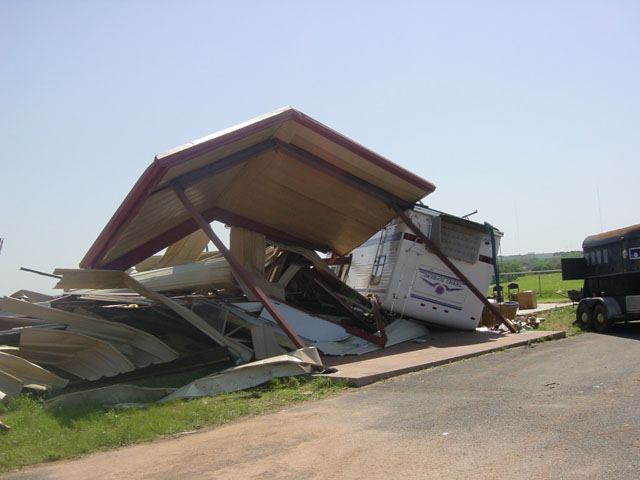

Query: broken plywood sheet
left=314, top=318, right=430, bottom=356
left=18, top=328, right=136, bottom=381
left=0, top=297, right=178, bottom=368
left=0, top=369, right=22, bottom=402
left=52, top=270, right=253, bottom=362
left=0, top=351, right=68, bottom=390
left=44, top=384, right=177, bottom=410
left=160, top=347, right=322, bottom=402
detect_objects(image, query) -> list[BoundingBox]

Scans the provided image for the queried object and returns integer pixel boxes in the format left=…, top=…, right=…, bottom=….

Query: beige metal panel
left=160, top=347, right=322, bottom=402
left=229, top=227, right=266, bottom=276
left=156, top=230, right=209, bottom=268
left=102, top=164, right=245, bottom=266
left=57, top=256, right=237, bottom=292
left=284, top=127, right=427, bottom=203
left=18, top=328, right=136, bottom=381
left=256, top=150, right=394, bottom=227
left=134, top=255, right=162, bottom=272
left=44, top=384, right=177, bottom=410
left=214, top=182, right=384, bottom=256
left=250, top=326, right=285, bottom=360
left=83, top=107, right=436, bottom=270
left=131, top=257, right=236, bottom=291
left=50, top=270, right=254, bottom=363
left=0, top=351, right=68, bottom=390
left=9, top=290, right=55, bottom=303
left=155, top=120, right=281, bottom=184
left=0, top=297, right=178, bottom=368
left=0, top=317, right=48, bottom=329
left=213, top=149, right=393, bottom=228
left=54, top=269, right=126, bottom=290
left=101, top=188, right=190, bottom=266
left=0, top=369, right=22, bottom=401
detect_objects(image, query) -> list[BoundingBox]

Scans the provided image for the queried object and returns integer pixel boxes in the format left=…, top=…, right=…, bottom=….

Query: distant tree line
left=497, top=251, right=582, bottom=273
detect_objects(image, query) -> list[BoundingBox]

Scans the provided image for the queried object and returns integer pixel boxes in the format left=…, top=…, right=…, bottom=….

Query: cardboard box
left=481, top=302, right=519, bottom=327
left=511, top=290, right=537, bottom=310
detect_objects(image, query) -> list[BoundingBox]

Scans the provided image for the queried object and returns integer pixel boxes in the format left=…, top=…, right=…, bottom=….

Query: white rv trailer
left=345, top=207, right=501, bottom=330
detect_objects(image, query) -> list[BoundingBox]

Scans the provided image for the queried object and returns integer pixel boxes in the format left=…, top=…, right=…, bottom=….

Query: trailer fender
left=600, top=297, right=623, bottom=319
left=577, top=298, right=599, bottom=311
left=581, top=297, right=622, bottom=318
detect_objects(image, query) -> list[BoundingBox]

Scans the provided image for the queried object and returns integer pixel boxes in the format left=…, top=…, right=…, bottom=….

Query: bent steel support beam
left=172, top=183, right=307, bottom=349
left=395, top=208, right=517, bottom=333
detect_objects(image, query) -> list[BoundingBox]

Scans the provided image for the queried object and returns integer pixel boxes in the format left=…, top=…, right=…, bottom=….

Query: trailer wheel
left=592, top=304, right=610, bottom=333
left=576, top=303, right=592, bottom=329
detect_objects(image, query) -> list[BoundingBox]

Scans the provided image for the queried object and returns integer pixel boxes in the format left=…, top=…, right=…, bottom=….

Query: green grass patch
left=490, top=272, right=583, bottom=303
left=527, top=305, right=582, bottom=336
left=0, top=376, right=346, bottom=474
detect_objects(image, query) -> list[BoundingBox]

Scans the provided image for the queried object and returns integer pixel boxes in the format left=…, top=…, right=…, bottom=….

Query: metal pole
left=538, top=273, right=542, bottom=296
left=395, top=208, right=517, bottom=333
left=484, top=222, right=502, bottom=303
left=172, top=183, right=307, bottom=349
left=19, top=267, right=62, bottom=279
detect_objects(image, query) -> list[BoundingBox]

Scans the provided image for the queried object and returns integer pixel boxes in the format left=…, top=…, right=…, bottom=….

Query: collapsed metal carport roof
left=81, top=106, right=436, bottom=271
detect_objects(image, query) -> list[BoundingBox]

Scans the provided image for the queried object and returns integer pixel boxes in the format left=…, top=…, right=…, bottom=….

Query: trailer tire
left=592, top=303, right=610, bottom=333
left=576, top=303, right=592, bottom=329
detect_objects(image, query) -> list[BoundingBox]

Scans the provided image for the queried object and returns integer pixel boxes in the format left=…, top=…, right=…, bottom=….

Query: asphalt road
left=4, top=327, right=640, bottom=480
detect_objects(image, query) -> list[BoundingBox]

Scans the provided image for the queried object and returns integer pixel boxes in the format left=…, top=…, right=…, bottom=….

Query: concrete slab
left=321, top=329, right=566, bottom=386
left=517, top=301, right=573, bottom=316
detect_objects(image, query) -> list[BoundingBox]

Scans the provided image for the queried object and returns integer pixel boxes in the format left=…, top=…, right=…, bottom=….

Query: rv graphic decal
left=412, top=267, right=468, bottom=307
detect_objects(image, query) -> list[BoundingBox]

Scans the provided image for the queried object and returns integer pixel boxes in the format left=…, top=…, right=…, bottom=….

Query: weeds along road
left=4, top=327, right=640, bottom=480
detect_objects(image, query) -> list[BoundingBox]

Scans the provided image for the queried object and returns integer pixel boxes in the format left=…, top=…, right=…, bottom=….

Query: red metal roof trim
left=80, top=161, right=168, bottom=268
left=158, top=108, right=435, bottom=193
left=291, top=109, right=435, bottom=194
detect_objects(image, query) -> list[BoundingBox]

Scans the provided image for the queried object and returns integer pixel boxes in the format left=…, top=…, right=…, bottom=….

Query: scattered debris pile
left=0, top=107, right=513, bottom=404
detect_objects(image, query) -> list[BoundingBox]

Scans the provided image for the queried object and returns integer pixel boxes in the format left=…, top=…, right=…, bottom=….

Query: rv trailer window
left=596, top=250, right=602, bottom=264
left=603, top=249, right=608, bottom=263
left=370, top=255, right=386, bottom=285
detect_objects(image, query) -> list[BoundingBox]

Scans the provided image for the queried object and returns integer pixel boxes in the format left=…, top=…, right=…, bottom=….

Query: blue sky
left=1, top=1, right=638, bottom=296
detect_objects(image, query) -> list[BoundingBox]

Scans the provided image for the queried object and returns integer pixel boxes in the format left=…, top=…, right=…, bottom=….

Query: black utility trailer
left=561, top=224, right=640, bottom=332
